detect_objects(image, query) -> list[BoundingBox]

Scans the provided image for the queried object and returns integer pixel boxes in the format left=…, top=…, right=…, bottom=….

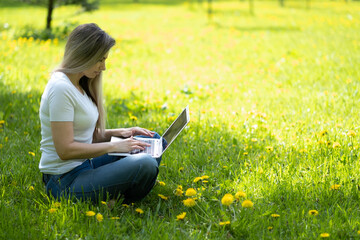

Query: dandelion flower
left=357, top=230, right=360, bottom=235
left=332, top=142, right=341, bottom=148
left=111, top=217, right=120, bottom=220
left=265, top=146, right=274, bottom=152
left=221, top=194, right=234, bottom=206
left=193, top=177, right=202, bottom=183
left=158, top=181, right=166, bottom=186
left=268, top=226, right=273, bottom=231
left=48, top=208, right=57, bottom=213
left=158, top=194, right=168, bottom=200
left=201, top=175, right=209, bottom=180
left=174, top=188, right=183, bottom=196
left=53, top=202, right=61, bottom=208
left=320, top=233, right=330, bottom=238
left=185, top=188, right=197, bottom=197
left=122, top=204, right=129, bottom=208
left=96, top=213, right=103, bottom=222
left=271, top=214, right=280, bottom=218
left=347, top=130, right=356, bottom=137
left=176, top=212, right=186, bottom=220
left=219, top=221, right=230, bottom=226
left=28, top=151, right=35, bottom=157
left=309, top=210, right=319, bottom=216
left=28, top=186, right=34, bottom=191
left=330, top=184, right=341, bottom=190
left=183, top=198, right=196, bottom=207
left=130, top=115, right=138, bottom=121
left=235, top=191, right=246, bottom=200
left=101, top=201, right=107, bottom=205
left=86, top=211, right=96, bottom=217
left=135, top=208, right=144, bottom=214
left=241, top=200, right=254, bottom=208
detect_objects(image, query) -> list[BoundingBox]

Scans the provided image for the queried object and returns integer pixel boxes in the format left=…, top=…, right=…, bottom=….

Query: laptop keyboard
left=130, top=139, right=155, bottom=155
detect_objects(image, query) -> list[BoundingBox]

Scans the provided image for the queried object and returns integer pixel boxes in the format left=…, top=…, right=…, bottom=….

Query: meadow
left=1, top=0, right=360, bottom=239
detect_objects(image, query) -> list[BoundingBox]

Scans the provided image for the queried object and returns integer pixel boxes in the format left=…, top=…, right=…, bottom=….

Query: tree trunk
left=249, top=0, right=254, bottom=15
left=46, top=0, right=55, bottom=30
left=207, top=0, right=212, bottom=21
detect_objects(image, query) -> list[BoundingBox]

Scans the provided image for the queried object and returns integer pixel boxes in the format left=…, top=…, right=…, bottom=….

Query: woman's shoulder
left=46, top=72, right=74, bottom=96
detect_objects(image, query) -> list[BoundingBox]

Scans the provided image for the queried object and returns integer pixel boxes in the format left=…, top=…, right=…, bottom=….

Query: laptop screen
left=162, top=106, right=190, bottom=151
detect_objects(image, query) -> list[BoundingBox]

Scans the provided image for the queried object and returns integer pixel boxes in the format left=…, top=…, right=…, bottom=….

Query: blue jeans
left=43, top=133, right=166, bottom=203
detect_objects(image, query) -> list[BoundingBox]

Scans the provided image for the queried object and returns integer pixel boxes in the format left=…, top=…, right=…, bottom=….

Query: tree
left=45, top=0, right=99, bottom=30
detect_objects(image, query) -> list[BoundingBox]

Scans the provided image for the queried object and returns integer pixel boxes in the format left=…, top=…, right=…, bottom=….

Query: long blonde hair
left=55, top=23, right=116, bottom=137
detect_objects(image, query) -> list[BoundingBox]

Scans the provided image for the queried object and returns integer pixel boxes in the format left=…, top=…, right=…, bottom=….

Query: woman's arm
left=93, top=127, right=155, bottom=143
left=51, top=122, right=150, bottom=160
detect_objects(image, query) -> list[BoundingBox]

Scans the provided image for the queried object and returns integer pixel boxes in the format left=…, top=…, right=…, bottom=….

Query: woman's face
left=83, top=52, right=109, bottom=78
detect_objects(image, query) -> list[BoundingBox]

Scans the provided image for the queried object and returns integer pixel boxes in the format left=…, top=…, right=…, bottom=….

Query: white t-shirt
left=39, top=72, right=99, bottom=175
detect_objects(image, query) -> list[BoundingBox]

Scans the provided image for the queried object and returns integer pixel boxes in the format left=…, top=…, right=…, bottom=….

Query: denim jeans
left=43, top=133, right=166, bottom=203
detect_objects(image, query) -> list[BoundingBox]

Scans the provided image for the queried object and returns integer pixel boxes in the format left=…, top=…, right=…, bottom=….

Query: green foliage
left=13, top=21, right=78, bottom=40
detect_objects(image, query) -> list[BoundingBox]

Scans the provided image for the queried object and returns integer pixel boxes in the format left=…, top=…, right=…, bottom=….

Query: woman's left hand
left=121, top=127, right=154, bottom=138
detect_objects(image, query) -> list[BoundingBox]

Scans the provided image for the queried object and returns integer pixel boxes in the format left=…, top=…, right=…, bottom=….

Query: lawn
left=1, top=0, right=360, bottom=239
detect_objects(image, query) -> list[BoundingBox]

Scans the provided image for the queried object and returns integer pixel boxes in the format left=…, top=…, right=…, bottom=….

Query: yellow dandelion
left=330, top=184, right=341, bottom=190
left=183, top=198, right=196, bottom=207
left=176, top=212, right=186, bottom=220
left=158, top=181, right=166, bottom=186
left=53, top=202, right=61, bottom=208
left=0, top=120, right=5, bottom=125
left=221, top=194, right=234, bottom=206
left=101, top=201, right=107, bottom=205
left=347, top=130, right=356, bottom=137
left=268, top=226, right=273, bottom=231
left=320, top=233, right=330, bottom=238
left=135, top=208, right=144, bottom=214
left=271, top=214, right=280, bottom=218
left=185, top=188, right=197, bottom=197
left=319, top=130, right=328, bottom=136
left=174, top=188, right=184, bottom=196
left=28, top=186, right=34, bottom=191
left=309, top=210, right=319, bottom=216
left=235, top=191, right=246, bottom=200
left=86, top=211, right=96, bottom=217
left=158, top=194, right=168, bottom=200
left=265, top=146, right=274, bottom=152
left=332, top=142, right=341, bottom=149
left=96, top=213, right=103, bottom=222
left=357, top=230, right=360, bottom=235
left=219, top=221, right=230, bottom=226
left=193, top=177, right=202, bottom=183
left=48, top=208, right=57, bottom=213
left=241, top=200, right=254, bottom=208
left=130, top=115, right=138, bottom=121
left=111, top=217, right=120, bottom=220
left=178, top=167, right=184, bottom=172
left=122, top=204, right=130, bottom=208
left=28, top=151, right=35, bottom=157
left=201, top=175, right=209, bottom=180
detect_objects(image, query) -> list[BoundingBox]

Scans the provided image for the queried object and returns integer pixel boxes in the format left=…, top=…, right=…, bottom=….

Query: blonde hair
left=55, top=23, right=116, bottom=137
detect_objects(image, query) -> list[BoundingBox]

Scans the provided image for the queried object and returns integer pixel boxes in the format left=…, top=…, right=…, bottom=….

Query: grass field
left=1, top=0, right=360, bottom=239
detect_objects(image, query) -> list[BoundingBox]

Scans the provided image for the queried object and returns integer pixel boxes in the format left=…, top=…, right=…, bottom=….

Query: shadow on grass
left=212, top=22, right=301, bottom=32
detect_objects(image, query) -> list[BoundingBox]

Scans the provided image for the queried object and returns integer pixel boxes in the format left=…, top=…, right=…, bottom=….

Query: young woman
left=39, top=23, right=164, bottom=203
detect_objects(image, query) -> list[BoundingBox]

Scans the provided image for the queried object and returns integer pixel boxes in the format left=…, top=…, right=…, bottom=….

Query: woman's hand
left=120, top=127, right=154, bottom=138
left=111, top=136, right=150, bottom=153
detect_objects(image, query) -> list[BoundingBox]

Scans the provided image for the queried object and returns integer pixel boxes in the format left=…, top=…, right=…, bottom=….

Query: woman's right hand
left=111, top=137, right=150, bottom=153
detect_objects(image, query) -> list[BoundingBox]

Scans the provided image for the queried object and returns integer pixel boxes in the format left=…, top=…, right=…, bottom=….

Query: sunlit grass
left=1, top=0, right=360, bottom=239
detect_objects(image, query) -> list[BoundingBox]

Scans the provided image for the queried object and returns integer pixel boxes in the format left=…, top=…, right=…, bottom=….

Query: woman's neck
left=65, top=73, right=84, bottom=94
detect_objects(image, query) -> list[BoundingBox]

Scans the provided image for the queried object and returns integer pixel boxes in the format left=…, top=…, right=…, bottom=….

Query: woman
left=39, top=23, right=164, bottom=203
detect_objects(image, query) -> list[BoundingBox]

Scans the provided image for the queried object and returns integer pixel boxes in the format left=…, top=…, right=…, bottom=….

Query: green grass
left=1, top=0, right=360, bottom=239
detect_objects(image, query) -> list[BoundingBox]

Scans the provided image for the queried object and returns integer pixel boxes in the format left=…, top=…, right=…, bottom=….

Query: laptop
left=109, top=106, right=190, bottom=158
